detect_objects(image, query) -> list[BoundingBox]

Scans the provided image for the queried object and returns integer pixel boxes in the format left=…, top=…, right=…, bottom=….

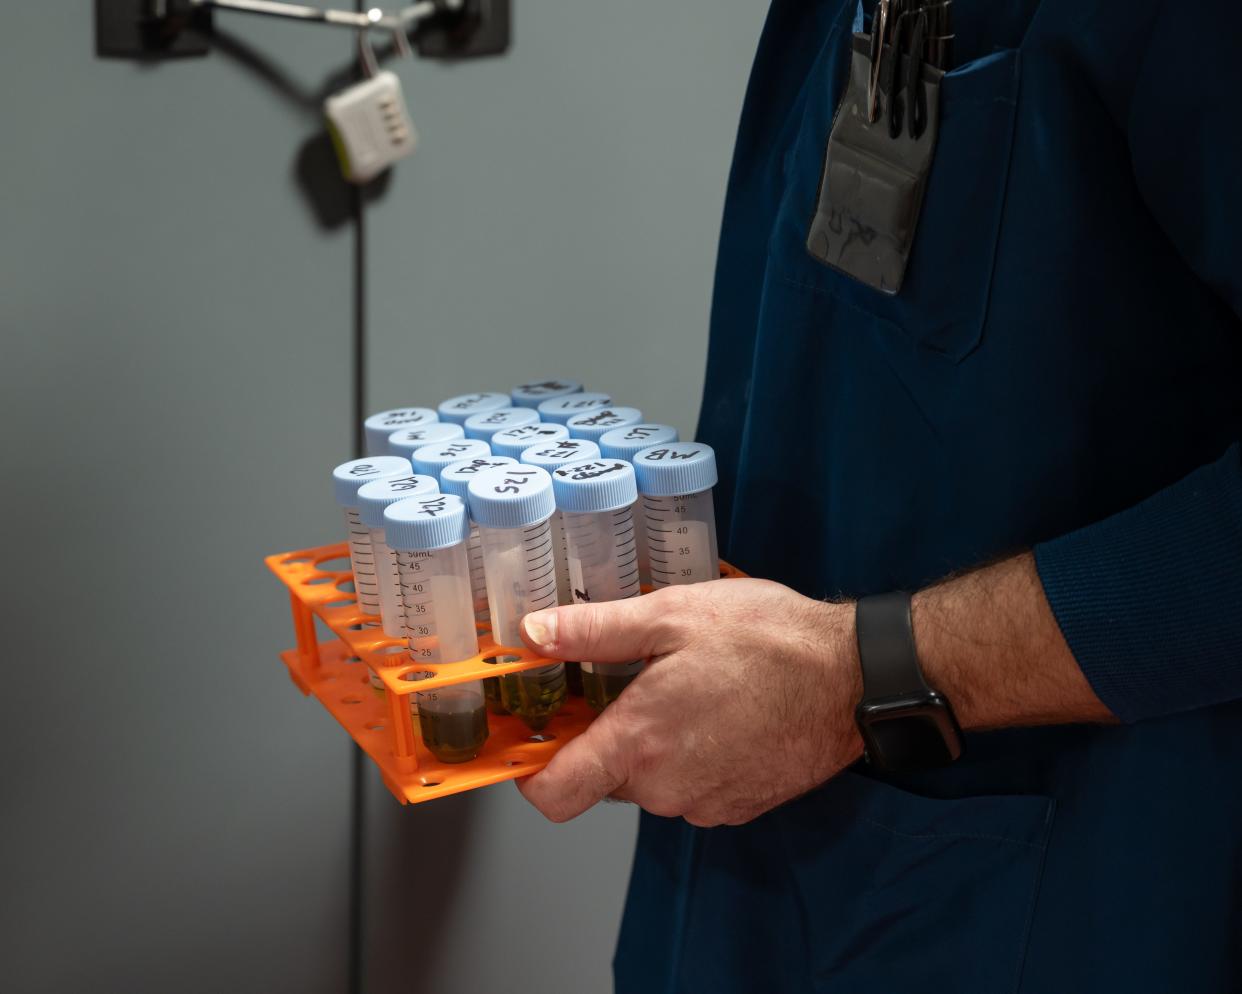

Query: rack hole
left=528, top=733, right=556, bottom=743
left=304, top=576, right=334, bottom=586
left=503, top=759, right=524, bottom=767
left=364, top=721, right=386, bottom=732
left=335, top=578, right=356, bottom=593
left=379, top=645, right=408, bottom=656
left=341, top=696, right=362, bottom=705
left=400, top=670, right=435, bottom=682
left=481, top=654, right=522, bottom=666
left=343, top=655, right=362, bottom=665
left=315, top=555, right=352, bottom=572
left=420, top=778, right=442, bottom=788
left=283, top=556, right=311, bottom=565
left=325, top=599, right=355, bottom=610
left=363, top=620, right=383, bottom=628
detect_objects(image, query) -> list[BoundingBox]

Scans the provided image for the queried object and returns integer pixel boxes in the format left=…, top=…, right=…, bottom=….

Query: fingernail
left=524, top=610, right=557, bottom=649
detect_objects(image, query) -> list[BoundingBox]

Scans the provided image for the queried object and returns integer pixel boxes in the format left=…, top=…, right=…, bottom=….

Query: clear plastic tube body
left=549, top=509, right=583, bottom=695
left=395, top=542, right=488, bottom=763
left=344, top=507, right=382, bottom=615
left=368, top=525, right=406, bottom=639
left=642, top=489, right=720, bottom=587
left=563, top=506, right=642, bottom=710
left=632, top=500, right=651, bottom=587
left=479, top=519, right=566, bottom=730
left=466, top=520, right=507, bottom=714
left=466, top=522, right=490, bottom=623
left=549, top=510, right=573, bottom=605
left=342, top=509, right=391, bottom=691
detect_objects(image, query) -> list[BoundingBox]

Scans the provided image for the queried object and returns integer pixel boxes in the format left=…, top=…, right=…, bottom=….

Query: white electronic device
left=323, top=70, right=417, bottom=184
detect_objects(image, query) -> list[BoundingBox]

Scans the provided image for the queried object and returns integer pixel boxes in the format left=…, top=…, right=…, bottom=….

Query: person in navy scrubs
left=518, top=0, right=1242, bottom=990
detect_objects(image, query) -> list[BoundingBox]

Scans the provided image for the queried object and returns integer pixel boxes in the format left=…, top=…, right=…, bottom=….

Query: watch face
left=857, top=694, right=963, bottom=772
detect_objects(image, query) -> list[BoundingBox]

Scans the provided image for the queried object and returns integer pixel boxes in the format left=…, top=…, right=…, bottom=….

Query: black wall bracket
left=415, top=0, right=510, bottom=59
left=96, top=0, right=213, bottom=58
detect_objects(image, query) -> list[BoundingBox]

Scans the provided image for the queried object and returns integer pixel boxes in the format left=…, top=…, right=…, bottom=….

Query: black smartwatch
left=854, top=591, right=963, bottom=772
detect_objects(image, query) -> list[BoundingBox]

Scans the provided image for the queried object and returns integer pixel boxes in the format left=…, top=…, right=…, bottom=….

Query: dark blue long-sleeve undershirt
left=1034, top=0, right=1242, bottom=722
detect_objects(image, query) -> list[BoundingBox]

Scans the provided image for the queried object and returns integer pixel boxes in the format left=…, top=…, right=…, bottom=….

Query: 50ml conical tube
left=479, top=519, right=566, bottom=730
left=466, top=521, right=508, bottom=714
left=564, top=506, right=643, bottom=710
left=395, top=542, right=488, bottom=763
left=520, top=440, right=604, bottom=697
left=438, top=455, right=521, bottom=716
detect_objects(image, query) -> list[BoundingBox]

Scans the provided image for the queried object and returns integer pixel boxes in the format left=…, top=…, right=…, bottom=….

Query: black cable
left=348, top=11, right=368, bottom=994
left=347, top=191, right=367, bottom=994
left=352, top=193, right=367, bottom=460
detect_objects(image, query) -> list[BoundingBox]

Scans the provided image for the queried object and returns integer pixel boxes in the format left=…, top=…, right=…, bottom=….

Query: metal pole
left=185, top=0, right=439, bottom=31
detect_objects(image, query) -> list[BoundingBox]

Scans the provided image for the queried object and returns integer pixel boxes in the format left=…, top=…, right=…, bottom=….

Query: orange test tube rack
left=267, top=542, right=746, bottom=805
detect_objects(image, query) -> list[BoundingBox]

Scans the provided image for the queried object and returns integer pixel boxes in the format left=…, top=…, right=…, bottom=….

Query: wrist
left=909, top=587, right=981, bottom=729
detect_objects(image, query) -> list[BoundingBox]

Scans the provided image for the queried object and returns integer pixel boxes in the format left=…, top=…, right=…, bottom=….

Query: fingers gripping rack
left=267, top=541, right=746, bottom=805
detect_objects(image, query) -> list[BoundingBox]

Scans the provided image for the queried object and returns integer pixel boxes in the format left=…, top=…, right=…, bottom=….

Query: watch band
left=855, top=590, right=931, bottom=700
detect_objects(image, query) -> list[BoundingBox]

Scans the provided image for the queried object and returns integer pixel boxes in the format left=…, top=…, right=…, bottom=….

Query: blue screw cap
left=632, top=442, right=718, bottom=497
left=565, top=407, right=644, bottom=442
left=551, top=458, right=638, bottom=514
left=463, top=407, right=540, bottom=440
left=387, top=422, right=465, bottom=456
left=410, top=439, right=492, bottom=479
left=383, top=494, right=471, bottom=552
left=356, top=474, right=439, bottom=527
left=598, top=423, right=679, bottom=460
left=466, top=464, right=556, bottom=530
left=363, top=407, right=437, bottom=455
left=437, top=392, right=511, bottom=425
left=520, top=438, right=601, bottom=470
left=490, top=423, right=569, bottom=459
left=510, top=379, right=583, bottom=408
left=537, top=392, right=613, bottom=425
left=439, top=456, right=518, bottom=503
left=333, top=456, right=413, bottom=508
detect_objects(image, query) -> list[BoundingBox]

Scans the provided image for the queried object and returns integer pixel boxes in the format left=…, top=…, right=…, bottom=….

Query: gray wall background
left=0, top=3, right=765, bottom=992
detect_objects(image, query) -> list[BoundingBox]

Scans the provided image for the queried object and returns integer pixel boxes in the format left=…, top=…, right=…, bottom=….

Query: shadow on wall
left=295, top=133, right=393, bottom=230
left=211, top=27, right=395, bottom=230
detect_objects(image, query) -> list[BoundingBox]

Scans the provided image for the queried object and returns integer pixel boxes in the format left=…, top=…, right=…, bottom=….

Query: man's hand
left=514, top=554, right=1116, bottom=827
left=515, top=578, right=864, bottom=827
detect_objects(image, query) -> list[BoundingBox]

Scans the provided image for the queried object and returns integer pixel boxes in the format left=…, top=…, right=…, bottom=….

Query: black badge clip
left=806, top=28, right=945, bottom=296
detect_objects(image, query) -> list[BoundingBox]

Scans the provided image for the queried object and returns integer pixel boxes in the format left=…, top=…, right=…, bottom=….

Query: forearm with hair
left=911, top=552, right=1117, bottom=730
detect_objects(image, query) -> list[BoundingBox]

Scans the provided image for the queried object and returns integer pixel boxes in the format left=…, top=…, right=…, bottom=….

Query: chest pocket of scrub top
left=777, top=33, right=1022, bottom=362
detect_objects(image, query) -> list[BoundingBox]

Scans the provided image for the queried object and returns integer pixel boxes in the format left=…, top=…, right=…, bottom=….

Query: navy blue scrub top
left=614, top=1, right=1242, bottom=991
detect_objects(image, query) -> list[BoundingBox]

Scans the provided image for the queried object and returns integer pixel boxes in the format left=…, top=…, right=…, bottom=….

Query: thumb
left=520, top=588, right=688, bottom=662
left=516, top=711, right=628, bottom=822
